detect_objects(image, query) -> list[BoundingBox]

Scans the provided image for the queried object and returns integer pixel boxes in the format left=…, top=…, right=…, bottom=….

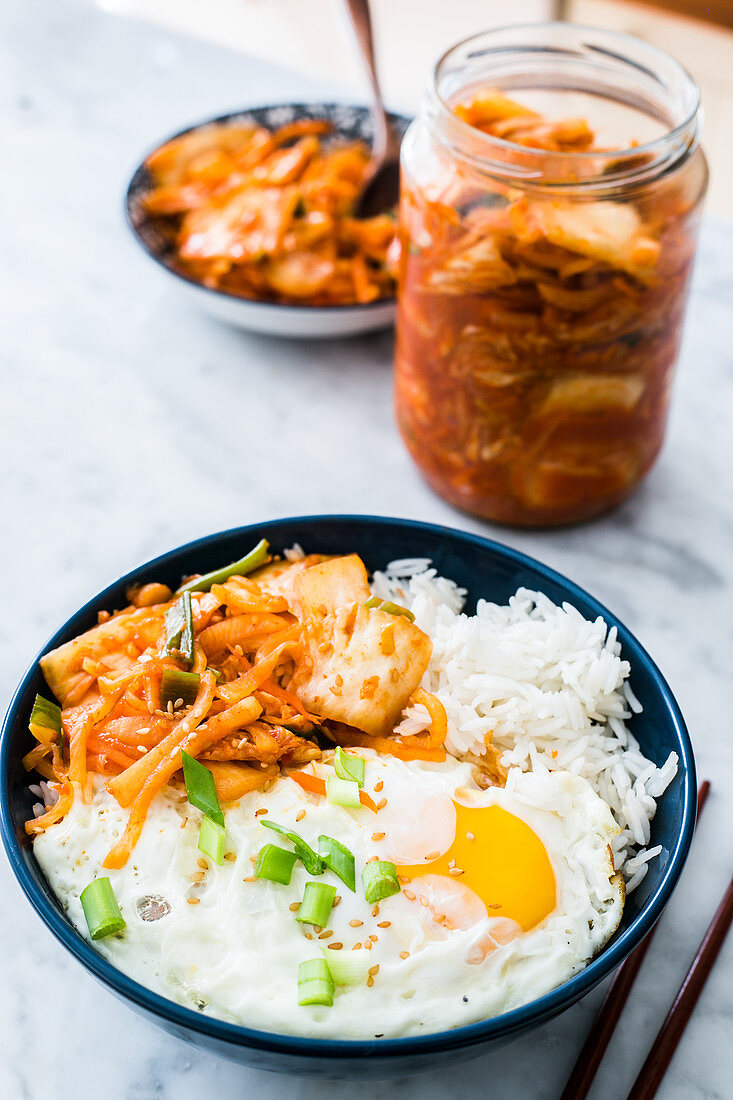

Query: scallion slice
left=318, top=835, right=356, bottom=892
left=261, top=821, right=323, bottom=875
left=162, top=591, right=194, bottom=667
left=362, top=860, right=401, bottom=904
left=160, top=669, right=200, bottom=710
left=198, top=815, right=226, bottom=865
left=334, top=746, right=365, bottom=788
left=28, top=695, right=61, bottom=739
left=322, top=948, right=371, bottom=986
left=177, top=539, right=270, bottom=594
left=362, top=596, right=415, bottom=622
left=326, top=776, right=361, bottom=810
left=80, top=877, right=126, bottom=940
left=296, top=881, right=336, bottom=927
left=181, top=750, right=224, bottom=828
left=298, top=958, right=334, bottom=1007
left=255, top=843, right=298, bottom=885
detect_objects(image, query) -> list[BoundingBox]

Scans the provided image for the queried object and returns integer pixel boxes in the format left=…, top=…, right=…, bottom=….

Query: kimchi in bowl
left=126, top=103, right=410, bottom=338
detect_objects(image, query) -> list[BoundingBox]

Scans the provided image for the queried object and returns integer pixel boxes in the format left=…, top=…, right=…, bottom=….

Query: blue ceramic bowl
left=0, top=516, right=696, bottom=1078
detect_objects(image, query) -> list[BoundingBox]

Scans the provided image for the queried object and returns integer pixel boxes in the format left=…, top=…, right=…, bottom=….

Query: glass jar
left=394, top=24, right=708, bottom=526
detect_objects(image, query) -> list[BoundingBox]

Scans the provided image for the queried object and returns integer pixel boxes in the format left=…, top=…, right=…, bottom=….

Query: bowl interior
left=126, top=103, right=411, bottom=311
left=1, top=516, right=695, bottom=1065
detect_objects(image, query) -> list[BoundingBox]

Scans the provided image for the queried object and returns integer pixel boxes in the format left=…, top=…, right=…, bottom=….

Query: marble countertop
left=2, top=1, right=732, bottom=1097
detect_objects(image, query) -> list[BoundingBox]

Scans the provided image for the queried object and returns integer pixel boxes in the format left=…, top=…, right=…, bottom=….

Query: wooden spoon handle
left=341, top=0, right=391, bottom=161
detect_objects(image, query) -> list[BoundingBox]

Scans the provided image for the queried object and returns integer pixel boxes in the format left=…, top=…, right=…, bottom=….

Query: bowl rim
left=0, top=514, right=696, bottom=1060
left=124, top=102, right=411, bottom=315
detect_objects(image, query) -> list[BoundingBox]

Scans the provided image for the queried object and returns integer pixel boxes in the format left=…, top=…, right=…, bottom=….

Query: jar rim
left=427, top=22, right=702, bottom=187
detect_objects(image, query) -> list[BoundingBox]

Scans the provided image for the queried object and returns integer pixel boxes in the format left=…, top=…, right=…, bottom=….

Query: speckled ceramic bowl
left=126, top=104, right=410, bottom=338
left=0, top=516, right=696, bottom=1077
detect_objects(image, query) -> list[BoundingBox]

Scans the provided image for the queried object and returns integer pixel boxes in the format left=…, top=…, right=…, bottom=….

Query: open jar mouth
left=427, top=22, right=702, bottom=189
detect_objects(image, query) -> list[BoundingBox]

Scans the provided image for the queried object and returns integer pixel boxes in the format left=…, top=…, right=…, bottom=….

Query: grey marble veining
left=1, top=1, right=732, bottom=1097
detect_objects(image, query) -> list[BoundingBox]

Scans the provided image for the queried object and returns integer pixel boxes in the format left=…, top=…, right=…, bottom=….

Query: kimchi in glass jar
left=395, top=24, right=708, bottom=526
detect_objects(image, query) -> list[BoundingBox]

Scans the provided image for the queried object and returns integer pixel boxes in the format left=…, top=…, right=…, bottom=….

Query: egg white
left=34, top=752, right=623, bottom=1038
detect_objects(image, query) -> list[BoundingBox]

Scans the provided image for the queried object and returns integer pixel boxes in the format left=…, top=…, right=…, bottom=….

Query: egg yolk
left=397, top=803, right=556, bottom=932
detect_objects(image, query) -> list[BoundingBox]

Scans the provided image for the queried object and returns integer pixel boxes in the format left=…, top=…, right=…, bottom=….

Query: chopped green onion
left=322, top=948, right=371, bottom=986
left=198, top=815, right=226, bottom=865
left=80, top=877, right=126, bottom=940
left=326, top=776, right=361, bottom=810
left=207, top=666, right=224, bottom=683
left=334, top=746, right=365, bottom=788
left=162, top=591, right=194, bottom=667
left=181, top=750, right=224, bottom=828
left=296, top=881, right=336, bottom=927
left=298, top=958, right=334, bottom=1007
left=261, top=821, right=323, bottom=875
left=177, top=539, right=270, bottom=594
left=377, top=600, right=415, bottom=622
left=362, top=596, right=415, bottom=622
left=255, top=843, right=298, bottom=885
left=29, top=694, right=62, bottom=739
left=318, top=835, right=356, bottom=892
left=362, top=860, right=401, bottom=904
left=160, top=669, right=200, bottom=710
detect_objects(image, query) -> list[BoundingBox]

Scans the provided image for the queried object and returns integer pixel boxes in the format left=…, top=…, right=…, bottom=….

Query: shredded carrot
left=288, top=768, right=379, bottom=812
left=409, top=688, right=448, bottom=749
left=24, top=781, right=74, bottom=835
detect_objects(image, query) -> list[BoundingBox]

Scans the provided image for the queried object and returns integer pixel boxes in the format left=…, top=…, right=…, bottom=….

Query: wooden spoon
left=342, top=0, right=401, bottom=217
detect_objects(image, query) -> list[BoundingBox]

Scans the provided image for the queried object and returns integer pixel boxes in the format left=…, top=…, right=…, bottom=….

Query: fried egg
left=34, top=752, right=623, bottom=1038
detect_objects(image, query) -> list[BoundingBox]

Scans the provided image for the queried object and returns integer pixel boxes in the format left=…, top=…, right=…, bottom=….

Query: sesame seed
left=466, top=831, right=476, bottom=842
left=398, top=874, right=409, bottom=885
left=366, top=855, right=379, bottom=864
left=327, top=942, right=343, bottom=951
left=449, top=867, right=465, bottom=876
left=296, top=810, right=306, bottom=822
left=319, top=930, right=333, bottom=940
left=174, top=697, right=184, bottom=709
left=404, top=890, right=416, bottom=901
left=304, top=932, right=314, bottom=940
left=289, top=902, right=301, bottom=912
left=187, top=897, right=200, bottom=905
left=371, top=905, right=380, bottom=917
left=191, top=871, right=205, bottom=882
left=377, top=920, right=391, bottom=928
left=313, top=926, right=323, bottom=934
left=197, top=858, right=208, bottom=870
left=136, top=745, right=146, bottom=754
left=434, top=914, right=446, bottom=924
left=448, top=859, right=455, bottom=869
left=349, top=919, right=364, bottom=928
left=371, top=832, right=386, bottom=841
left=377, top=797, right=387, bottom=810
left=369, top=934, right=378, bottom=943
left=353, top=942, right=363, bottom=950
left=334, top=675, right=343, bottom=687
left=367, top=976, right=375, bottom=987
left=374, top=780, right=384, bottom=792
left=488, top=903, right=502, bottom=909
left=333, top=895, right=342, bottom=907
left=419, top=896, right=429, bottom=907
left=254, top=808, right=267, bottom=817
left=364, top=940, right=373, bottom=951
left=427, top=851, right=440, bottom=861
left=399, top=951, right=410, bottom=960
left=368, top=964, right=380, bottom=976
left=249, top=855, right=257, bottom=864
left=243, top=876, right=257, bottom=883
left=167, top=701, right=174, bottom=713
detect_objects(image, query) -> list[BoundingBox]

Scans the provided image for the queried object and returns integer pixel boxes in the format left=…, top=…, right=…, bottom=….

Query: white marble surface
left=2, top=1, right=732, bottom=1097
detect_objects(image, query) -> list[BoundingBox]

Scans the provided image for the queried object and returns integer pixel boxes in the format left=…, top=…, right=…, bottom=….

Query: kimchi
left=395, top=79, right=707, bottom=525
left=138, top=118, right=396, bottom=306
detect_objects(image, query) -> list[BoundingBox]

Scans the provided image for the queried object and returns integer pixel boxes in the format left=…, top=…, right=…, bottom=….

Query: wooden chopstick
left=625, top=872, right=733, bottom=1100
left=559, top=781, right=711, bottom=1100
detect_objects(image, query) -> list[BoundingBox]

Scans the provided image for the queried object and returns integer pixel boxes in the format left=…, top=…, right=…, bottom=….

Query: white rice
left=373, top=560, right=677, bottom=891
